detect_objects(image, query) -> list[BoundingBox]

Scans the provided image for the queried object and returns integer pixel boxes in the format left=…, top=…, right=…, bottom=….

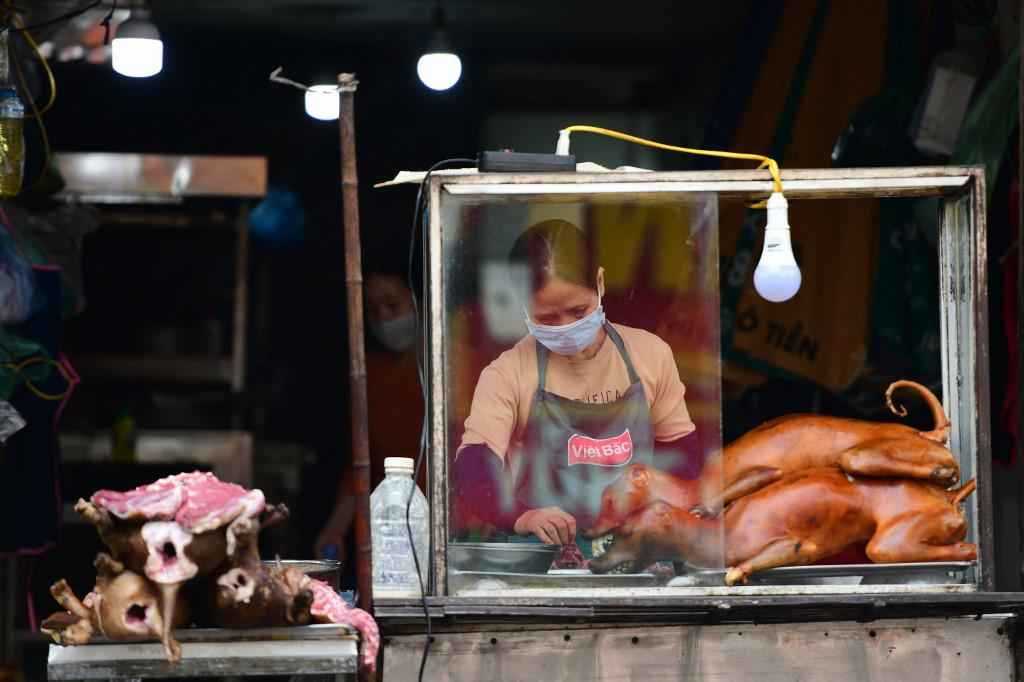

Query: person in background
left=315, top=259, right=426, bottom=561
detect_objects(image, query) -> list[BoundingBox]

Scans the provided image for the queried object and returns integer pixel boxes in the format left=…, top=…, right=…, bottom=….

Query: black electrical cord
left=405, top=157, right=476, bottom=682
left=99, top=0, right=116, bottom=45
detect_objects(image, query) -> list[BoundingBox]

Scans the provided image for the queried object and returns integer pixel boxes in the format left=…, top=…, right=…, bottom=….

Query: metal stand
left=47, top=624, right=358, bottom=681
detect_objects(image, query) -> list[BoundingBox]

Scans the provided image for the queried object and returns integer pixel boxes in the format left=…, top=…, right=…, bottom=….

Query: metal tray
left=261, top=559, right=342, bottom=589
left=668, top=562, right=975, bottom=587
left=451, top=569, right=662, bottom=590
left=449, top=542, right=559, bottom=574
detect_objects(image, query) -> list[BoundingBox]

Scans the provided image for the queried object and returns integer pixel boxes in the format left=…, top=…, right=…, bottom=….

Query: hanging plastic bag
left=0, top=206, right=36, bottom=323
left=0, top=399, right=25, bottom=443
left=952, top=45, right=1019, bottom=201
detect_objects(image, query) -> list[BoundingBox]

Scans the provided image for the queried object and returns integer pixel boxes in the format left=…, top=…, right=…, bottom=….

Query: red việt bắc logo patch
left=567, top=429, right=634, bottom=467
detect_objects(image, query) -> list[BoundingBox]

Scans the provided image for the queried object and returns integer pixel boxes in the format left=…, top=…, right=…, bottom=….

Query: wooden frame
left=420, top=165, right=992, bottom=600
left=53, top=153, right=262, bottom=402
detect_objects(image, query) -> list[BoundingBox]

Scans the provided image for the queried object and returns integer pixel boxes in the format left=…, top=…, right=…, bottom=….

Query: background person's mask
left=524, top=302, right=605, bottom=356
left=371, top=312, right=417, bottom=352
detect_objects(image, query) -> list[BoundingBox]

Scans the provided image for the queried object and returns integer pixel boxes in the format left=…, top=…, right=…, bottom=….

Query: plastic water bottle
left=371, top=457, right=429, bottom=598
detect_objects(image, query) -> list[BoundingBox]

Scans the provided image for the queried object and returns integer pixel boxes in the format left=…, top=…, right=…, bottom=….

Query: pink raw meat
left=175, top=479, right=264, bottom=534
left=91, top=472, right=265, bottom=533
left=305, top=577, right=380, bottom=674
left=551, top=542, right=587, bottom=570
left=90, top=473, right=202, bottom=521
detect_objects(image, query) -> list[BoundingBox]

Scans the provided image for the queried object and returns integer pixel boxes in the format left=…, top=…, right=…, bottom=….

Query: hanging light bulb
left=417, top=4, right=461, bottom=91
left=112, top=9, right=163, bottom=78
left=753, top=192, right=802, bottom=302
left=305, top=85, right=339, bottom=121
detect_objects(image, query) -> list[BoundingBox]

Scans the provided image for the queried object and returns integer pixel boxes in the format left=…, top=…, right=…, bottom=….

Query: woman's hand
left=314, top=523, right=348, bottom=562
left=513, top=507, right=577, bottom=545
left=315, top=497, right=355, bottom=559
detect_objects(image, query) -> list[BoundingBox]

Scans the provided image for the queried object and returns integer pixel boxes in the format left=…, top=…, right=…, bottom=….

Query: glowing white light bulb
left=417, top=52, right=461, bottom=91
left=304, top=85, right=339, bottom=121
left=753, top=192, right=802, bottom=302
left=111, top=12, right=163, bottom=78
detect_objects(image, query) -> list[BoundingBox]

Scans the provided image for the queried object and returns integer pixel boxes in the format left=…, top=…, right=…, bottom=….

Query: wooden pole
left=337, top=73, right=373, bottom=615
left=1016, top=0, right=1023, bottom=555
left=1017, top=0, right=1022, bottom=498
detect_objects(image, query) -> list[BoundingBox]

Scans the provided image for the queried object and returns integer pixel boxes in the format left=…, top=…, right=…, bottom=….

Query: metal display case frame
left=416, top=165, right=993, bottom=602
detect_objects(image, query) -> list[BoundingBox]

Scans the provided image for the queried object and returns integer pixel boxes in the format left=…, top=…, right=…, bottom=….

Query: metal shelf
left=47, top=624, right=357, bottom=680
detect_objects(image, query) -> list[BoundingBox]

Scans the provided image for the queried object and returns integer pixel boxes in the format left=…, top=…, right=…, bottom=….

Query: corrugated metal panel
left=384, top=617, right=1014, bottom=681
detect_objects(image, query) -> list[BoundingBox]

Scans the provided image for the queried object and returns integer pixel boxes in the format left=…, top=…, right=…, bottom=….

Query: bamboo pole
left=337, top=73, right=373, bottom=615
left=1017, top=0, right=1023, bottom=510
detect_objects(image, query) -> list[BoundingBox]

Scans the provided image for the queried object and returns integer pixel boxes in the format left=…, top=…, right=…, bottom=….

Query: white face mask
left=524, top=300, right=606, bottom=356
left=371, top=312, right=417, bottom=352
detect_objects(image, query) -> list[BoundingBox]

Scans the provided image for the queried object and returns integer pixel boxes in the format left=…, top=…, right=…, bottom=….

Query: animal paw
left=164, top=637, right=182, bottom=663
left=689, top=505, right=716, bottom=519
left=724, top=567, right=747, bottom=586
left=931, top=467, right=958, bottom=484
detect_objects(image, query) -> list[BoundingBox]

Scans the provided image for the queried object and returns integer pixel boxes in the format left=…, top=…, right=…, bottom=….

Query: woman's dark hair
left=362, top=239, right=421, bottom=298
left=508, top=219, right=597, bottom=292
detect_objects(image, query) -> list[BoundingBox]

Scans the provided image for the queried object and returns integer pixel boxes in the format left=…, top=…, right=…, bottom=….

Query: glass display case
left=416, top=166, right=990, bottom=599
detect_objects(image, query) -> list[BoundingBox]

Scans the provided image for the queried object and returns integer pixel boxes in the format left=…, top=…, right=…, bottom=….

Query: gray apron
left=516, top=323, right=655, bottom=531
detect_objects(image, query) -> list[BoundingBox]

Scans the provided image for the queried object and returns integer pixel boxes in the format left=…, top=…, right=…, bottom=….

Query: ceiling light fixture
left=111, top=8, right=163, bottom=78
left=416, top=4, right=461, bottom=91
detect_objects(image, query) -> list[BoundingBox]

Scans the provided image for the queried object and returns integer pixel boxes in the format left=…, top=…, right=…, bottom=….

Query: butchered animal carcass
left=48, top=472, right=380, bottom=673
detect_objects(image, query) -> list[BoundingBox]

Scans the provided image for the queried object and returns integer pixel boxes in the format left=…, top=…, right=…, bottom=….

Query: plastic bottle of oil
left=0, top=88, right=25, bottom=197
left=0, top=25, right=23, bottom=198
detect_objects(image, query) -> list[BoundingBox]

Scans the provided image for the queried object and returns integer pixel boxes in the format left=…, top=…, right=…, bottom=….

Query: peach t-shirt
left=458, top=323, right=695, bottom=468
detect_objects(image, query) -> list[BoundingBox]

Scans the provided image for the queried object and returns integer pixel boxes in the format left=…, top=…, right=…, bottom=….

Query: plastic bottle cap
left=384, top=457, right=415, bottom=475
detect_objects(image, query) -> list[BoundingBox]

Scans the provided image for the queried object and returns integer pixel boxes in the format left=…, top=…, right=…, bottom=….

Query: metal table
left=47, top=624, right=357, bottom=681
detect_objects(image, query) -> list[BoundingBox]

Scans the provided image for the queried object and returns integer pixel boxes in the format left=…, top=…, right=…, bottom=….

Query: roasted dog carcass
left=202, top=509, right=313, bottom=629
left=586, top=463, right=701, bottom=539
left=202, top=517, right=380, bottom=672
left=42, top=553, right=189, bottom=660
left=698, top=381, right=959, bottom=513
left=589, top=468, right=977, bottom=584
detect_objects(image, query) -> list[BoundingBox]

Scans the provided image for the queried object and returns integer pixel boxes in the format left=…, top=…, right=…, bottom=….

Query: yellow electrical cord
left=11, top=13, right=57, bottom=118
left=560, top=125, right=782, bottom=207
left=4, top=356, right=71, bottom=401
left=12, top=49, right=52, bottom=190
left=7, top=12, right=54, bottom=192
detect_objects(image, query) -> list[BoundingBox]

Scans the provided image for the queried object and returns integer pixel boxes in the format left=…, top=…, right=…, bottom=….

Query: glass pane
left=440, top=187, right=725, bottom=594
left=707, top=194, right=973, bottom=589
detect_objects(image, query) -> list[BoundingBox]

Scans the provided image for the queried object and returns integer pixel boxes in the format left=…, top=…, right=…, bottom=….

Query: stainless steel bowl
left=449, top=542, right=559, bottom=574
left=262, top=559, right=342, bottom=589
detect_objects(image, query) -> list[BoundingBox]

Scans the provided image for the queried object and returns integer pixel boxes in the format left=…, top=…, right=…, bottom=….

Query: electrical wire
left=406, top=157, right=476, bottom=682
left=10, top=42, right=52, bottom=192
left=559, top=124, right=783, bottom=207
left=11, top=12, right=57, bottom=117
left=4, top=356, right=72, bottom=400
